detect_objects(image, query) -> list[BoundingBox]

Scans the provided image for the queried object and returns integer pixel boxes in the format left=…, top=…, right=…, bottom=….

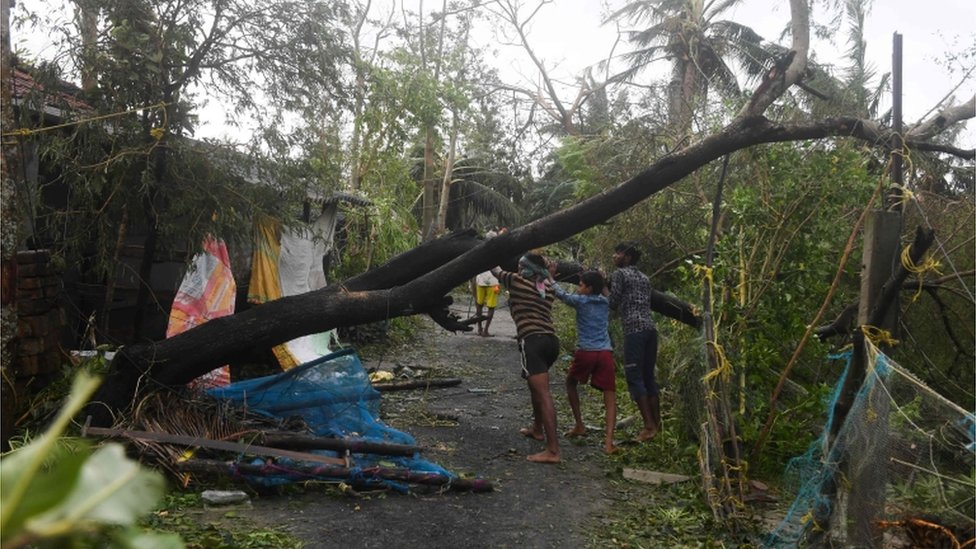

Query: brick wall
left=10, top=249, right=66, bottom=400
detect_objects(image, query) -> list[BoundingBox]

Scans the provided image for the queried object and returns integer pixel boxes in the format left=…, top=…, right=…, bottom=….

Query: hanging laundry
left=247, top=214, right=283, bottom=305
left=167, top=236, right=236, bottom=388
left=248, top=214, right=301, bottom=368
left=276, top=212, right=340, bottom=367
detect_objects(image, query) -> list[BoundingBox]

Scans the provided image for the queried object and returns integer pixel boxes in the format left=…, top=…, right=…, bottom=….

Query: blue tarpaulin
left=207, top=348, right=455, bottom=490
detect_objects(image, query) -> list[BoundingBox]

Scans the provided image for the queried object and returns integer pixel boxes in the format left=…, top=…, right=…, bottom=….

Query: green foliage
left=0, top=373, right=179, bottom=549
left=563, top=138, right=883, bottom=476
left=697, top=143, right=875, bottom=471
left=898, top=190, right=975, bottom=408
left=15, top=0, right=349, bottom=336
left=142, top=493, right=303, bottom=549
left=887, top=468, right=976, bottom=522
left=607, top=0, right=768, bottom=136
left=8, top=350, right=114, bottom=432
left=588, top=474, right=765, bottom=548
left=332, top=195, right=420, bottom=281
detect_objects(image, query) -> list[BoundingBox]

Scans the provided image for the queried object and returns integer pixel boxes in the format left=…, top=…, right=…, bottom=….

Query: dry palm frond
left=123, top=390, right=254, bottom=478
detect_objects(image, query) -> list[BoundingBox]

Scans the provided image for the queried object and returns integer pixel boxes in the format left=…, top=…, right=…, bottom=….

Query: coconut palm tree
left=607, top=0, right=767, bottom=140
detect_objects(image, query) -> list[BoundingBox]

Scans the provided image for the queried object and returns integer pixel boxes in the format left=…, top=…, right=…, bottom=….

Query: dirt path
left=237, top=294, right=618, bottom=548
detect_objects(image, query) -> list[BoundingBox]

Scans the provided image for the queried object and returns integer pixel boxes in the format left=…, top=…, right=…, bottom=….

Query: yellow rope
left=889, top=183, right=915, bottom=205
left=702, top=340, right=733, bottom=382
left=861, top=325, right=899, bottom=347
left=901, top=243, right=942, bottom=302
left=800, top=511, right=824, bottom=532
left=693, top=263, right=714, bottom=288
left=1, top=102, right=169, bottom=138
left=696, top=262, right=731, bottom=383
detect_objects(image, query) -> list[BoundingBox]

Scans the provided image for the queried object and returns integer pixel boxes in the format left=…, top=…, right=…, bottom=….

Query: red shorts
left=568, top=350, right=616, bottom=391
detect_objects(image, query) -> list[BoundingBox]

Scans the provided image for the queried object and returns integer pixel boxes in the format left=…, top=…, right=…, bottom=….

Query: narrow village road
left=234, top=293, right=619, bottom=548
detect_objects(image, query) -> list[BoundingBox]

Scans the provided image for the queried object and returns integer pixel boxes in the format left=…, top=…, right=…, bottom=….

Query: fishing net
left=207, top=348, right=457, bottom=492
left=765, top=339, right=975, bottom=548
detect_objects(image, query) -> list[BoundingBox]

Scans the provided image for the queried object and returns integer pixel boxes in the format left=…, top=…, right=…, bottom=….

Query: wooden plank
left=83, top=422, right=348, bottom=466
left=622, top=467, right=691, bottom=485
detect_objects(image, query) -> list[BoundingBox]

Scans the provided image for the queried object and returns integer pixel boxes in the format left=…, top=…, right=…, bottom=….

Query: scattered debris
left=615, top=415, right=637, bottom=429
left=743, top=479, right=778, bottom=503
left=369, top=370, right=395, bottom=383
left=372, top=378, right=462, bottom=391
left=622, top=467, right=691, bottom=485
left=202, top=490, right=250, bottom=507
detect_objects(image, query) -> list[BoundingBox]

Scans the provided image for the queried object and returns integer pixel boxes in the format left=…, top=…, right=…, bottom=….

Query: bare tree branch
left=907, top=96, right=976, bottom=142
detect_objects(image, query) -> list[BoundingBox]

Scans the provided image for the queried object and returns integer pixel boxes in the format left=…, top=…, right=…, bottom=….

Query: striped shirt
left=496, top=269, right=555, bottom=340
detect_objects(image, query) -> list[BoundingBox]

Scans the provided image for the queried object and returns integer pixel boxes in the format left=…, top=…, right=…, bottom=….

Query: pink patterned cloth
left=166, top=236, right=236, bottom=388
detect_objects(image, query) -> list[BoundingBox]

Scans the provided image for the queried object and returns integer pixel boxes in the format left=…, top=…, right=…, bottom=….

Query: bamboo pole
left=82, top=422, right=348, bottom=466
left=257, top=431, right=421, bottom=457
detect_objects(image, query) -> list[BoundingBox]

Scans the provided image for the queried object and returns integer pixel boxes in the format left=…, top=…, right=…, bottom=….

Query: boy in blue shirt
left=549, top=268, right=618, bottom=454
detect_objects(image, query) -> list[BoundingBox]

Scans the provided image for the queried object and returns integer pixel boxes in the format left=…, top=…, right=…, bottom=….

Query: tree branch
left=907, top=96, right=976, bottom=142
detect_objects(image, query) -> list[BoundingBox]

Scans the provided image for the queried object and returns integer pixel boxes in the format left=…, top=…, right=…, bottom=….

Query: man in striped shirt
left=492, top=253, right=561, bottom=464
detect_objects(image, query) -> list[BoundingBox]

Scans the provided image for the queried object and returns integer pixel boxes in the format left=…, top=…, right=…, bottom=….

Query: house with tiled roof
left=6, top=66, right=370, bottom=355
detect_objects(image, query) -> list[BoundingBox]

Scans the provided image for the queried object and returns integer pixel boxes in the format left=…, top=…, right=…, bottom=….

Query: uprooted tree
left=85, top=0, right=974, bottom=426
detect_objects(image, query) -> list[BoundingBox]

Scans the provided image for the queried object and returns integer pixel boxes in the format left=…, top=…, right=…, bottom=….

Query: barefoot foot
left=519, top=427, right=545, bottom=441
left=603, top=443, right=619, bottom=455
left=564, top=426, right=586, bottom=438
left=634, top=427, right=658, bottom=443
left=526, top=450, right=561, bottom=464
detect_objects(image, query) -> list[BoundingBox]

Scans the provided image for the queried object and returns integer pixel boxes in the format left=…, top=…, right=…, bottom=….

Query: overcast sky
left=482, top=0, right=974, bottom=128
left=14, top=0, right=975, bottom=142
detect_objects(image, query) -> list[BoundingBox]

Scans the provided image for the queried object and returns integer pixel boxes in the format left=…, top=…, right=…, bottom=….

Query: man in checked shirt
left=608, top=241, right=661, bottom=442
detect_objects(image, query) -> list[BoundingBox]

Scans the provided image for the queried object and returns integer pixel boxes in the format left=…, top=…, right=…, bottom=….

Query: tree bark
left=550, top=260, right=701, bottom=328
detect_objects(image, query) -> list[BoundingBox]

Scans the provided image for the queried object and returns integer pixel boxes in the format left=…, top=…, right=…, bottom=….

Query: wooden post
left=844, top=33, right=906, bottom=545
left=846, top=188, right=903, bottom=547
left=815, top=225, right=933, bottom=547
left=858, top=212, right=904, bottom=327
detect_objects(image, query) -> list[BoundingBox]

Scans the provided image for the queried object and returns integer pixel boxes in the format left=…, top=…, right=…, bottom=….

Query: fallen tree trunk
left=85, top=115, right=972, bottom=427
left=552, top=260, right=701, bottom=329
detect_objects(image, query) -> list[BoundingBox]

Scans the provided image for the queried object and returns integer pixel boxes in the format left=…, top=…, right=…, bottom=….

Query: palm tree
left=607, top=0, right=767, bottom=140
